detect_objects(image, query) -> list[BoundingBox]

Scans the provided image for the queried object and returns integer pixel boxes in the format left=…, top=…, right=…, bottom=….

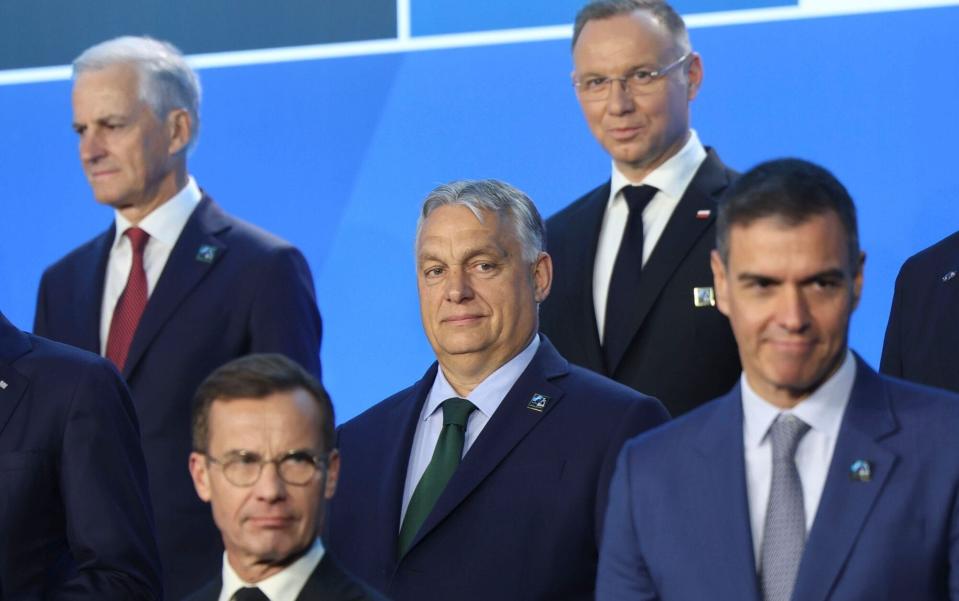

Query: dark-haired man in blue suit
left=598, top=159, right=959, bottom=601
left=0, top=310, right=161, bottom=599
left=33, top=36, right=322, bottom=600
left=881, top=230, right=959, bottom=393
left=327, top=179, right=668, bottom=601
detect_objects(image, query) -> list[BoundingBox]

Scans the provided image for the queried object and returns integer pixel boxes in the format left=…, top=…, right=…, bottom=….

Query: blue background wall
left=1, top=4, right=956, bottom=421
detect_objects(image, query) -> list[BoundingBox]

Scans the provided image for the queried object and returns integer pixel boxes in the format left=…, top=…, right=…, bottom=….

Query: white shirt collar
left=219, top=537, right=325, bottom=601
left=427, top=334, right=541, bottom=420
left=112, top=175, right=202, bottom=248
left=609, top=129, right=706, bottom=204
left=742, top=350, right=857, bottom=449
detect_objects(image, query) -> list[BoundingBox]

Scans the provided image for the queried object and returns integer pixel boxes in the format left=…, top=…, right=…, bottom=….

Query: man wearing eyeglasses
left=540, top=0, right=740, bottom=417
left=184, top=354, right=384, bottom=601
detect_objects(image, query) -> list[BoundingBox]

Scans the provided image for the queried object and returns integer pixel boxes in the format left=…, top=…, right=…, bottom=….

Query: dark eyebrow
left=799, top=268, right=847, bottom=284
left=737, top=272, right=780, bottom=284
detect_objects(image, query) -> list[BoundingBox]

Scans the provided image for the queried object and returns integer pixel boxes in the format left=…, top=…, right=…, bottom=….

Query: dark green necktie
left=398, top=397, right=476, bottom=557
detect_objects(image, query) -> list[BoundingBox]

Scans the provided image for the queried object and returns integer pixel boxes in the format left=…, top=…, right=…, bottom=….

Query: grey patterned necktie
left=760, top=413, right=811, bottom=601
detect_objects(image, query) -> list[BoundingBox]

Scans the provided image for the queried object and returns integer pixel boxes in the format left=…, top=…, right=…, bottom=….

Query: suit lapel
left=402, top=340, right=568, bottom=555
left=692, top=387, right=762, bottom=601
left=377, top=368, right=434, bottom=566
left=297, top=554, right=364, bottom=601
left=79, top=227, right=114, bottom=353
left=607, top=149, right=730, bottom=374
left=0, top=313, right=32, bottom=436
left=564, top=183, right=608, bottom=370
left=792, top=358, right=898, bottom=601
left=123, top=197, right=230, bottom=378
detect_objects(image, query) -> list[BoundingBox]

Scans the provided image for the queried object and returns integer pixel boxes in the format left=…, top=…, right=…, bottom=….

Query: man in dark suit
left=597, top=159, right=959, bottom=600
left=184, top=354, right=383, bottom=601
left=541, top=0, right=740, bottom=416
left=881, top=230, right=959, bottom=393
left=0, top=310, right=162, bottom=599
left=34, top=36, right=322, bottom=599
left=327, top=179, right=669, bottom=601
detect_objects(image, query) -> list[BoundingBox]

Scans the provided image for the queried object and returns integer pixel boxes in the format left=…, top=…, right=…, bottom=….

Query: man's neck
left=117, top=166, right=188, bottom=225
left=614, top=130, right=690, bottom=183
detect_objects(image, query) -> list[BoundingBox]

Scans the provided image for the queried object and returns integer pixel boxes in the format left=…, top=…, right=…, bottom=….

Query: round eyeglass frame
left=573, top=52, right=692, bottom=101
left=205, top=449, right=329, bottom=487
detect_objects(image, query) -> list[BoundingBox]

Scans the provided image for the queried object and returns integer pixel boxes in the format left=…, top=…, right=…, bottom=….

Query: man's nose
left=78, top=131, right=105, bottom=163
left=253, top=461, right=287, bottom=501
left=446, top=268, right=474, bottom=303
left=606, top=77, right=636, bottom=115
left=777, top=287, right=811, bottom=333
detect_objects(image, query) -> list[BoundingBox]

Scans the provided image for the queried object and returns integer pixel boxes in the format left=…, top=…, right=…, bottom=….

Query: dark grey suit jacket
left=541, top=148, right=740, bottom=416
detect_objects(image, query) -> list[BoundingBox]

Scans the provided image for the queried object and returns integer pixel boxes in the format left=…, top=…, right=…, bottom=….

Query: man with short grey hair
left=327, top=179, right=668, bottom=601
left=541, top=0, right=740, bottom=417
left=34, top=35, right=323, bottom=599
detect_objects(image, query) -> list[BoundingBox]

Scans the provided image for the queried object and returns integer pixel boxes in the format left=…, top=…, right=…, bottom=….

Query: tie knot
left=124, top=227, right=150, bottom=254
left=442, top=397, right=475, bottom=428
left=768, top=413, right=810, bottom=460
left=622, top=185, right=658, bottom=214
left=234, top=586, right=270, bottom=601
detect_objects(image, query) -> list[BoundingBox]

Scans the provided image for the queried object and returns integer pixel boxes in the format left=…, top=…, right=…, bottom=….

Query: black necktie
left=234, top=586, right=270, bottom=601
left=604, top=184, right=658, bottom=369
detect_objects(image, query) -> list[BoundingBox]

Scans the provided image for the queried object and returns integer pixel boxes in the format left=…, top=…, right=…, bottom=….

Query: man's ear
left=166, top=108, right=192, bottom=155
left=710, top=249, right=730, bottom=317
left=324, top=449, right=340, bottom=501
left=188, top=451, right=212, bottom=503
left=685, top=52, right=703, bottom=101
left=532, top=252, right=553, bottom=304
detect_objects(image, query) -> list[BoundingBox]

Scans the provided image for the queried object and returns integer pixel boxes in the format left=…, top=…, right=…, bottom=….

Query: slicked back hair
left=192, top=354, right=333, bottom=453
left=572, top=0, right=690, bottom=53
left=74, top=36, right=202, bottom=151
left=416, top=179, right=547, bottom=265
left=716, top=158, right=860, bottom=270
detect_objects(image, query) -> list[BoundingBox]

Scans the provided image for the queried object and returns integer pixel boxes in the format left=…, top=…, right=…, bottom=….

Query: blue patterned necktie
left=760, top=413, right=811, bottom=601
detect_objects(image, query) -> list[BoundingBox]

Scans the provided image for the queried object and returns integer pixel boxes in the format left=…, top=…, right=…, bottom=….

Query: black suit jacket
left=0, top=311, right=161, bottom=599
left=881, top=230, right=959, bottom=393
left=182, top=553, right=387, bottom=601
left=326, top=337, right=669, bottom=601
left=34, top=196, right=323, bottom=599
left=540, top=148, right=740, bottom=416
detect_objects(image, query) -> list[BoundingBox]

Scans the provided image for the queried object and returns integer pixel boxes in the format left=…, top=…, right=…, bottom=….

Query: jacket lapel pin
left=195, top=244, right=218, bottom=264
left=696, top=209, right=711, bottom=219
left=849, top=459, right=872, bottom=482
left=942, top=271, right=956, bottom=282
left=0, top=380, right=7, bottom=390
left=693, top=286, right=715, bottom=307
left=527, top=393, right=550, bottom=413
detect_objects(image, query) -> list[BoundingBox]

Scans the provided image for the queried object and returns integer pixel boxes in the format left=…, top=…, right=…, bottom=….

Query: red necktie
left=106, top=227, right=150, bottom=371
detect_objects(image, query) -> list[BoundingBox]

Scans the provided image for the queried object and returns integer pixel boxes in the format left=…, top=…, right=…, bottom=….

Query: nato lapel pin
left=0, top=380, right=7, bottom=390
left=693, top=286, right=715, bottom=307
left=527, top=393, right=550, bottom=413
left=942, top=271, right=956, bottom=283
left=849, top=459, right=872, bottom=482
left=195, top=244, right=218, bottom=264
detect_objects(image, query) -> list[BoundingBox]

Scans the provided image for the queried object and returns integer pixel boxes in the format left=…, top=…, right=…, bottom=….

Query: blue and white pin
left=196, top=244, right=219, bottom=264
left=0, top=380, right=7, bottom=390
left=527, top=393, right=551, bottom=413
left=849, top=459, right=872, bottom=482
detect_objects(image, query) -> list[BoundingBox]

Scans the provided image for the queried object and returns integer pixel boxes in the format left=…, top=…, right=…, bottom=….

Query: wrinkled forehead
left=726, top=212, right=855, bottom=272
left=207, top=392, right=323, bottom=452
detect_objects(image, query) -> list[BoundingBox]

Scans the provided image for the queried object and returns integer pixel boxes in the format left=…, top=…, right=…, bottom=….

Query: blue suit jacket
left=881, top=230, right=959, bottom=393
left=597, top=356, right=959, bottom=601
left=327, top=337, right=669, bottom=601
left=0, top=311, right=161, bottom=599
left=33, top=196, right=323, bottom=600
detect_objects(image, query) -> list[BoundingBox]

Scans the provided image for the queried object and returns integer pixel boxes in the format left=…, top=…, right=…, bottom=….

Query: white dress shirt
left=400, top=335, right=541, bottom=523
left=98, top=177, right=202, bottom=354
left=742, top=350, right=856, bottom=567
left=218, top=537, right=325, bottom=601
left=593, top=130, right=707, bottom=341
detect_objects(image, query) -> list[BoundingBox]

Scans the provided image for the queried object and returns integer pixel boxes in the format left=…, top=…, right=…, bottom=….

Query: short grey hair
left=74, top=36, right=201, bottom=152
left=416, top=179, right=547, bottom=264
left=572, top=0, right=691, bottom=55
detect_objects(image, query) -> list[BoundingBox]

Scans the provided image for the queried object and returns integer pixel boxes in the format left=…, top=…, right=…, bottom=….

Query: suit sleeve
left=53, top=356, right=162, bottom=600
left=879, top=264, right=907, bottom=378
left=248, top=246, right=323, bottom=378
left=594, top=397, right=670, bottom=542
left=596, top=445, right=661, bottom=601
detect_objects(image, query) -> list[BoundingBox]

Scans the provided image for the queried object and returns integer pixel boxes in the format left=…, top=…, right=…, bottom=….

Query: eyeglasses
left=205, top=449, right=328, bottom=487
left=573, top=52, right=691, bottom=101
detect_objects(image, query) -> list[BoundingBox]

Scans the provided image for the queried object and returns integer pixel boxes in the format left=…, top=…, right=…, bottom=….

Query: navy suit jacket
left=327, top=336, right=669, bottom=601
left=0, top=311, right=161, bottom=599
left=181, top=553, right=388, bottom=601
left=881, top=230, right=959, bottom=393
left=597, top=356, right=959, bottom=601
left=34, top=196, right=322, bottom=600
left=540, top=148, right=740, bottom=417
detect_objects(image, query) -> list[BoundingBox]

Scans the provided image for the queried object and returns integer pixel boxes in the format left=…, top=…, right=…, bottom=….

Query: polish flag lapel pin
left=696, top=209, right=711, bottom=220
